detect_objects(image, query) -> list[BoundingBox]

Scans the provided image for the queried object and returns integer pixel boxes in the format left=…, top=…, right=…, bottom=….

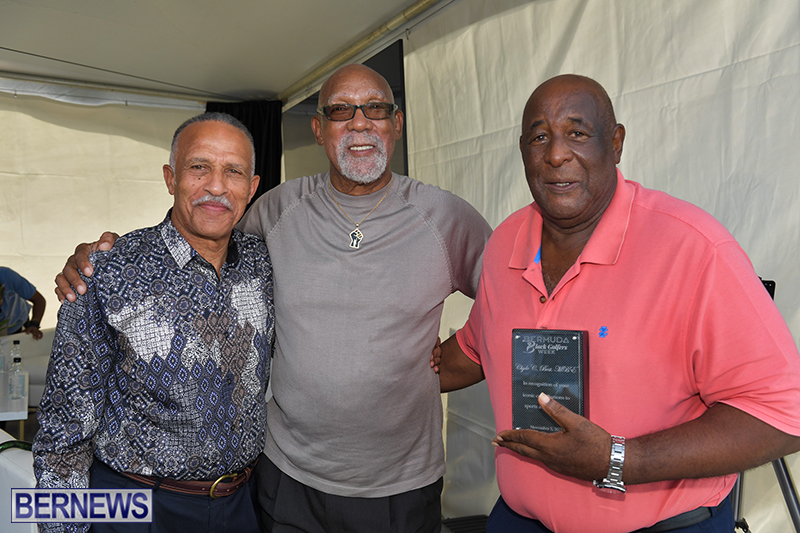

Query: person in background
left=0, top=266, right=46, bottom=339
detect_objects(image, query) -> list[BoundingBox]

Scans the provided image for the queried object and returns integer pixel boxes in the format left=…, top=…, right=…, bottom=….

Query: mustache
left=341, top=131, right=384, bottom=149
left=193, top=194, right=232, bottom=209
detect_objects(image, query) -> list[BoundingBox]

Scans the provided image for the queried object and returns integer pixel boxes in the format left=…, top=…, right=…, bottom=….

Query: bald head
left=518, top=73, right=625, bottom=233
left=318, top=64, right=395, bottom=108
left=311, top=63, right=403, bottom=191
left=523, top=74, right=617, bottom=139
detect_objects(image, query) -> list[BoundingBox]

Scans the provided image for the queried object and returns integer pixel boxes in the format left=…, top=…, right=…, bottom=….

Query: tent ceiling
left=0, top=0, right=421, bottom=102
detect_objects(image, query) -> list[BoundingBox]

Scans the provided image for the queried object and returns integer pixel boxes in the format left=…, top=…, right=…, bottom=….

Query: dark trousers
left=86, top=459, right=260, bottom=533
left=486, top=494, right=735, bottom=533
left=254, top=456, right=442, bottom=533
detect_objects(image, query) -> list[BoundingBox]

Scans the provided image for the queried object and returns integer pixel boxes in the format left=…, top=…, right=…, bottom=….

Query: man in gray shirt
left=58, top=64, right=492, bottom=533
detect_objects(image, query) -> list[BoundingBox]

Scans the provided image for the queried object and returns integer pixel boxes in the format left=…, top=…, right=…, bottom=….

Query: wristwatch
left=23, top=320, right=40, bottom=329
left=593, top=435, right=626, bottom=493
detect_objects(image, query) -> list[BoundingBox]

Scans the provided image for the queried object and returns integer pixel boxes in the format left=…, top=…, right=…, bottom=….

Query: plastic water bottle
left=0, top=342, right=8, bottom=410
left=0, top=340, right=12, bottom=373
left=9, top=345, right=28, bottom=401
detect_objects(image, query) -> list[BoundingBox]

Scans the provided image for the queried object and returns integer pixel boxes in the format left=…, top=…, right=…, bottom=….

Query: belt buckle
left=209, top=473, right=237, bottom=498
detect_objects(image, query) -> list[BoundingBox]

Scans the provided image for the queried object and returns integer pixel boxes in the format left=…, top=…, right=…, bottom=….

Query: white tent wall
left=0, top=91, right=197, bottom=329
left=403, top=0, right=800, bottom=528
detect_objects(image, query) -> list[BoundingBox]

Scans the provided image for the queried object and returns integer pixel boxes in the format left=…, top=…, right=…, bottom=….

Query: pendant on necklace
left=349, top=227, right=364, bottom=249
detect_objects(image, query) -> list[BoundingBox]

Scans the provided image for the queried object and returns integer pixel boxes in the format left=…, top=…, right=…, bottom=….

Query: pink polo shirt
left=457, top=170, right=800, bottom=533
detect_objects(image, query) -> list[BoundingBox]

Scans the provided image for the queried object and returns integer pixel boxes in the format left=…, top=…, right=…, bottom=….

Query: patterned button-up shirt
left=33, top=213, right=274, bottom=497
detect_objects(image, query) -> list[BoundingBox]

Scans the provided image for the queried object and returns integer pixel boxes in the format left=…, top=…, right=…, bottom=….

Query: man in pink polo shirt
left=437, top=74, right=800, bottom=533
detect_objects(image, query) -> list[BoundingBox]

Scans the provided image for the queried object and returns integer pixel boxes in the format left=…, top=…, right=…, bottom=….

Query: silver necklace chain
left=328, top=177, right=393, bottom=249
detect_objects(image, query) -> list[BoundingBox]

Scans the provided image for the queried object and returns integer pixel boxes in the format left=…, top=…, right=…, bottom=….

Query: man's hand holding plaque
left=494, top=392, right=613, bottom=482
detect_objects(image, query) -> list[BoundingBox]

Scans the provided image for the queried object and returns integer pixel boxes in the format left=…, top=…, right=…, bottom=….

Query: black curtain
left=205, top=100, right=282, bottom=207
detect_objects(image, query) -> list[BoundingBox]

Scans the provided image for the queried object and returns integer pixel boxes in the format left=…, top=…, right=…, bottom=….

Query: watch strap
left=593, top=435, right=626, bottom=493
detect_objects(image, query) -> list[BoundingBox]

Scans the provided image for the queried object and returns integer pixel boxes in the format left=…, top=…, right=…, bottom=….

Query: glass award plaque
left=512, top=329, right=589, bottom=433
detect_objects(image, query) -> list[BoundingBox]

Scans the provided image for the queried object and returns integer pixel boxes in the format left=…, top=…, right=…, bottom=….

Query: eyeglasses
left=317, top=102, right=398, bottom=121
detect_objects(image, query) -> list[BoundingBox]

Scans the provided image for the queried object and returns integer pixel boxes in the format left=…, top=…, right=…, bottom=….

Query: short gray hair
left=169, top=112, right=256, bottom=177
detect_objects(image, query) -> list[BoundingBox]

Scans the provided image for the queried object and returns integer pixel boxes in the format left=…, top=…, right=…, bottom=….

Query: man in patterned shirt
left=33, top=113, right=274, bottom=533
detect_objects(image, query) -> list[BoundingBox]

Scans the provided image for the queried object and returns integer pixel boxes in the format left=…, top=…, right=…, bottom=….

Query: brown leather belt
left=122, top=463, right=254, bottom=499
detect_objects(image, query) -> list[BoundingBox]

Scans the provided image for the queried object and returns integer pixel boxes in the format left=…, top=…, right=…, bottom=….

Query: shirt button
left=539, top=296, right=547, bottom=303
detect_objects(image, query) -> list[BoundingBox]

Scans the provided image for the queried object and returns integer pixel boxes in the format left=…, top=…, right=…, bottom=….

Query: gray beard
left=336, top=132, right=389, bottom=184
